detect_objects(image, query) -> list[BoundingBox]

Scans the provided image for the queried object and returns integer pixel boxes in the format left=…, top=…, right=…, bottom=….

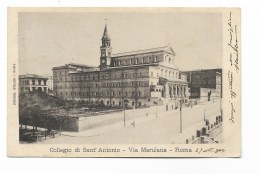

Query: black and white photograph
left=7, top=7, right=241, bottom=157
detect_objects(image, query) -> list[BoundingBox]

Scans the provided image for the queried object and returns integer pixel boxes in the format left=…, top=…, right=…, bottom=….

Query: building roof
left=102, top=23, right=110, bottom=40
left=159, top=77, right=188, bottom=84
left=183, top=68, right=222, bottom=73
left=112, top=45, right=175, bottom=58
left=53, top=63, right=98, bottom=70
left=66, top=63, right=97, bottom=69
left=19, top=74, right=48, bottom=79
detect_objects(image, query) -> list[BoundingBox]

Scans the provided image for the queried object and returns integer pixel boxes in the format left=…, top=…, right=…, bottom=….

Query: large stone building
left=19, top=74, right=48, bottom=93
left=185, top=69, right=222, bottom=101
left=53, top=24, right=189, bottom=107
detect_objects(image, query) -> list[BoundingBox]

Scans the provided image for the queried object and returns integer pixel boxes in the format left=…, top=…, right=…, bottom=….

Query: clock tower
left=100, top=23, right=112, bottom=70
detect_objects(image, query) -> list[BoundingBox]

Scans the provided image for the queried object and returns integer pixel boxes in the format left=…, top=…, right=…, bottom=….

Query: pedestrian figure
left=208, top=90, right=211, bottom=101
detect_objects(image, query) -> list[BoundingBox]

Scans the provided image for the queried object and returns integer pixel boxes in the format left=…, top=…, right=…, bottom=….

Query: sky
left=18, top=11, right=222, bottom=76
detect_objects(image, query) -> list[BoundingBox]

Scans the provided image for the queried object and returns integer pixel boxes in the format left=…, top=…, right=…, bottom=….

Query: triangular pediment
left=164, top=46, right=176, bottom=56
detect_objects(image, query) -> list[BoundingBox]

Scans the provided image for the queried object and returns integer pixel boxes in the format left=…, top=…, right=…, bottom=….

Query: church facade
left=52, top=24, right=189, bottom=108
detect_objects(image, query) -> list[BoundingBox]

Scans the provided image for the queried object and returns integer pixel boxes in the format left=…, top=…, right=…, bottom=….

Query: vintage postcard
left=7, top=7, right=241, bottom=157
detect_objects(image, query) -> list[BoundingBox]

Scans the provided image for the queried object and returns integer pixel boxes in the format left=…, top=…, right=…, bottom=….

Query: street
left=38, top=100, right=221, bottom=144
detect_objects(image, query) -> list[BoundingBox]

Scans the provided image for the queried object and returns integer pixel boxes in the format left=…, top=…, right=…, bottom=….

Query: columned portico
left=160, top=78, right=189, bottom=99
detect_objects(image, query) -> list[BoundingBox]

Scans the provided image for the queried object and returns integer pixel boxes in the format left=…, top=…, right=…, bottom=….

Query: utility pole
left=180, top=100, right=182, bottom=133
left=124, top=107, right=126, bottom=126
left=123, top=99, right=128, bottom=127
left=204, top=109, right=206, bottom=121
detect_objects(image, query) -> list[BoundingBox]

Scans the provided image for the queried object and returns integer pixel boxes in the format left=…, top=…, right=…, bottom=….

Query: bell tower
left=100, top=22, right=112, bottom=70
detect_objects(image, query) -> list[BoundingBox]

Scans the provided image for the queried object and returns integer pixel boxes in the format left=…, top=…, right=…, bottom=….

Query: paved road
left=38, top=100, right=221, bottom=144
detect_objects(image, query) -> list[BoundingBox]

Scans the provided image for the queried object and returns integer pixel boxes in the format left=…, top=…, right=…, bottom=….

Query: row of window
left=54, top=81, right=149, bottom=89
left=80, top=100, right=142, bottom=107
left=160, top=69, right=179, bottom=79
left=20, top=80, right=30, bottom=85
left=20, top=79, right=47, bottom=85
left=54, top=71, right=68, bottom=76
left=31, top=79, right=47, bottom=86
left=113, top=56, right=159, bottom=67
left=54, top=72, right=144, bottom=82
left=164, top=55, right=174, bottom=65
left=20, top=87, right=47, bottom=92
left=57, top=90, right=143, bottom=97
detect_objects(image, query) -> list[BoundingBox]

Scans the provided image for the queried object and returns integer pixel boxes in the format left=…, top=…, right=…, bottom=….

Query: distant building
left=19, top=74, right=48, bottom=93
left=47, top=76, right=53, bottom=90
left=47, top=76, right=53, bottom=95
left=53, top=23, right=189, bottom=107
left=184, top=69, right=222, bottom=101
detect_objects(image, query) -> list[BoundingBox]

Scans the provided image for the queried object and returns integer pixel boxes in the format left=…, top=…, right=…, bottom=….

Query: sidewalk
left=60, top=100, right=219, bottom=139
left=170, top=113, right=220, bottom=144
left=60, top=107, right=174, bottom=137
